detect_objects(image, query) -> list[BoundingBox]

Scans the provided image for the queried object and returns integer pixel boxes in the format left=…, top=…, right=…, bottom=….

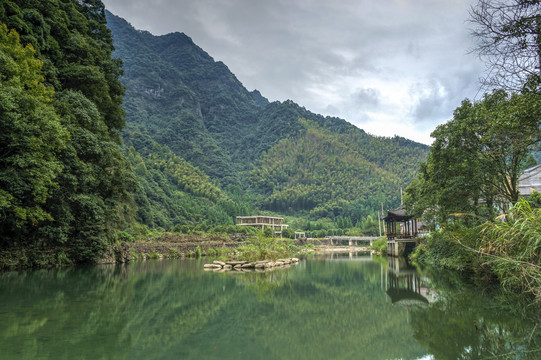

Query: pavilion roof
left=383, top=204, right=414, bottom=221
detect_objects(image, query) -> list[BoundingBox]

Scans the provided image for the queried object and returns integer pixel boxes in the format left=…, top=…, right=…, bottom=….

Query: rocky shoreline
left=203, top=258, right=300, bottom=272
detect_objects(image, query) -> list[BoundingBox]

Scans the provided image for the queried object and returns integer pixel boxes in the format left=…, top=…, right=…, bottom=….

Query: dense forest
left=0, top=0, right=133, bottom=262
left=0, top=1, right=428, bottom=265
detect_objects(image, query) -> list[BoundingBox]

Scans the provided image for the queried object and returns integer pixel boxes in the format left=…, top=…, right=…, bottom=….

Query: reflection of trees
left=0, top=260, right=236, bottom=359
left=408, top=268, right=541, bottom=359
left=176, top=259, right=428, bottom=359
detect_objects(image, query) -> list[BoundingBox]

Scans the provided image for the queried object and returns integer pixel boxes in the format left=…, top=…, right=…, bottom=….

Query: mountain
left=106, top=12, right=263, bottom=184
left=105, top=11, right=429, bottom=226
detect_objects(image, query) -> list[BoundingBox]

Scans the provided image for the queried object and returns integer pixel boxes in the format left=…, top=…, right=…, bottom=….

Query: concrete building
left=236, top=216, right=288, bottom=237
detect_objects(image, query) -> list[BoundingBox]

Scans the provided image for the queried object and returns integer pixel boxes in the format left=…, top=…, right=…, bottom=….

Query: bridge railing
left=325, top=236, right=379, bottom=245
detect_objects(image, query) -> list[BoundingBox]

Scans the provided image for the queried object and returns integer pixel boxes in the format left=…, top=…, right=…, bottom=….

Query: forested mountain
left=106, top=11, right=429, bottom=224
left=122, top=129, right=251, bottom=231
left=106, top=12, right=262, bottom=184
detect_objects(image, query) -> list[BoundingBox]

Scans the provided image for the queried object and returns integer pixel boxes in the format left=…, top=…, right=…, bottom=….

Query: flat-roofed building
left=236, top=216, right=288, bottom=237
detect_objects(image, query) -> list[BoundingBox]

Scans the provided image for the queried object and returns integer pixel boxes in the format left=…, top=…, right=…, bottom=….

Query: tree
left=0, top=24, right=68, bottom=235
left=470, top=0, right=541, bottom=91
left=406, top=90, right=541, bottom=223
left=475, top=90, right=541, bottom=203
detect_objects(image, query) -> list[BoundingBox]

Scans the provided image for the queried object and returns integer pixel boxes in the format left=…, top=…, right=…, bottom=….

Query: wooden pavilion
left=383, top=205, right=418, bottom=257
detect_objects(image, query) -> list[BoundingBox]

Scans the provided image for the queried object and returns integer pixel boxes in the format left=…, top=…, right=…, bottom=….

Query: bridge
left=325, top=236, right=379, bottom=246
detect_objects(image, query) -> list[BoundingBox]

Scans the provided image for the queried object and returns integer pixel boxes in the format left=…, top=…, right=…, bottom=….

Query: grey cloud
left=353, top=88, right=380, bottom=109
left=410, top=63, right=483, bottom=125
left=102, top=0, right=484, bottom=143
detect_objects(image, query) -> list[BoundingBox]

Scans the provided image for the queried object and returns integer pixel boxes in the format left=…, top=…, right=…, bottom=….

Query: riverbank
left=0, top=232, right=383, bottom=270
left=1, top=233, right=328, bottom=270
left=0, top=233, right=241, bottom=270
left=410, top=209, right=541, bottom=304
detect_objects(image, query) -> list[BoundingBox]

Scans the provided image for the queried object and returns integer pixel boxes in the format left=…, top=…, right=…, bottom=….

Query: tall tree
left=470, top=0, right=541, bottom=91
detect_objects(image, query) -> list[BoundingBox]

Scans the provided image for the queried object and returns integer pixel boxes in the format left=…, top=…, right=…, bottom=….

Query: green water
left=1, top=253, right=540, bottom=360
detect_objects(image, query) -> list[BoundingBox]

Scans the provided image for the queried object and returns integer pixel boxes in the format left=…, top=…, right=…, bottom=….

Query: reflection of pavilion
left=385, top=257, right=434, bottom=307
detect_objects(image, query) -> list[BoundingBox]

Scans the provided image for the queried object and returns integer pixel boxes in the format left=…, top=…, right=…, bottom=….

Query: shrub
left=236, top=235, right=293, bottom=261
left=172, top=224, right=194, bottom=234
left=371, top=237, right=387, bottom=254
left=410, top=226, right=479, bottom=272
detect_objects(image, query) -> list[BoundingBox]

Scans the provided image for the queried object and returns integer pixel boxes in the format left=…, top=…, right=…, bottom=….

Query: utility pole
left=378, top=211, right=382, bottom=237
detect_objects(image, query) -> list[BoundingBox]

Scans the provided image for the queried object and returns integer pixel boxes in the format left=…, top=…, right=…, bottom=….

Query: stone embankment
left=204, top=258, right=300, bottom=272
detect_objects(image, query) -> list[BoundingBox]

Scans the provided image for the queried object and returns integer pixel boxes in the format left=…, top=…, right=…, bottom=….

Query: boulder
left=204, top=263, right=222, bottom=269
left=213, top=260, right=226, bottom=266
left=226, top=261, right=248, bottom=266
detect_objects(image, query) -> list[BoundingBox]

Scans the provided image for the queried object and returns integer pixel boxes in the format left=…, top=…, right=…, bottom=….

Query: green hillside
left=252, top=120, right=426, bottom=222
left=122, top=129, right=251, bottom=231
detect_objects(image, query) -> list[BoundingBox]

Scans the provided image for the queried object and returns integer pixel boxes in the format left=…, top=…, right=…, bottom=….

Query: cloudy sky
left=102, top=0, right=485, bottom=145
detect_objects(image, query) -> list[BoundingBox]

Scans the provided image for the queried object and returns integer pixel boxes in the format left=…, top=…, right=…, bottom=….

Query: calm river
left=1, top=253, right=540, bottom=359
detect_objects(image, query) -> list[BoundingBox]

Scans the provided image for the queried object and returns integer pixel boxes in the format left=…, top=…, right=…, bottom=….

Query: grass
left=479, top=199, right=541, bottom=302
left=235, top=235, right=295, bottom=261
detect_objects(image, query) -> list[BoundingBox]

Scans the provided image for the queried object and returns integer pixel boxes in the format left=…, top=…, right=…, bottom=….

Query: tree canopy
left=0, top=23, right=67, bottom=228
left=0, top=1, right=134, bottom=261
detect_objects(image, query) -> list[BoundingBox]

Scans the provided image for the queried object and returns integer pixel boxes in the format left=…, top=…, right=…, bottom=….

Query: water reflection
left=385, top=257, right=433, bottom=307
left=389, top=259, right=541, bottom=360
left=0, top=255, right=539, bottom=359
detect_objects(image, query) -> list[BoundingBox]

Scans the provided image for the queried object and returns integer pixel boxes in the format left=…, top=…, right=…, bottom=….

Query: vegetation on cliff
left=0, top=1, right=134, bottom=262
